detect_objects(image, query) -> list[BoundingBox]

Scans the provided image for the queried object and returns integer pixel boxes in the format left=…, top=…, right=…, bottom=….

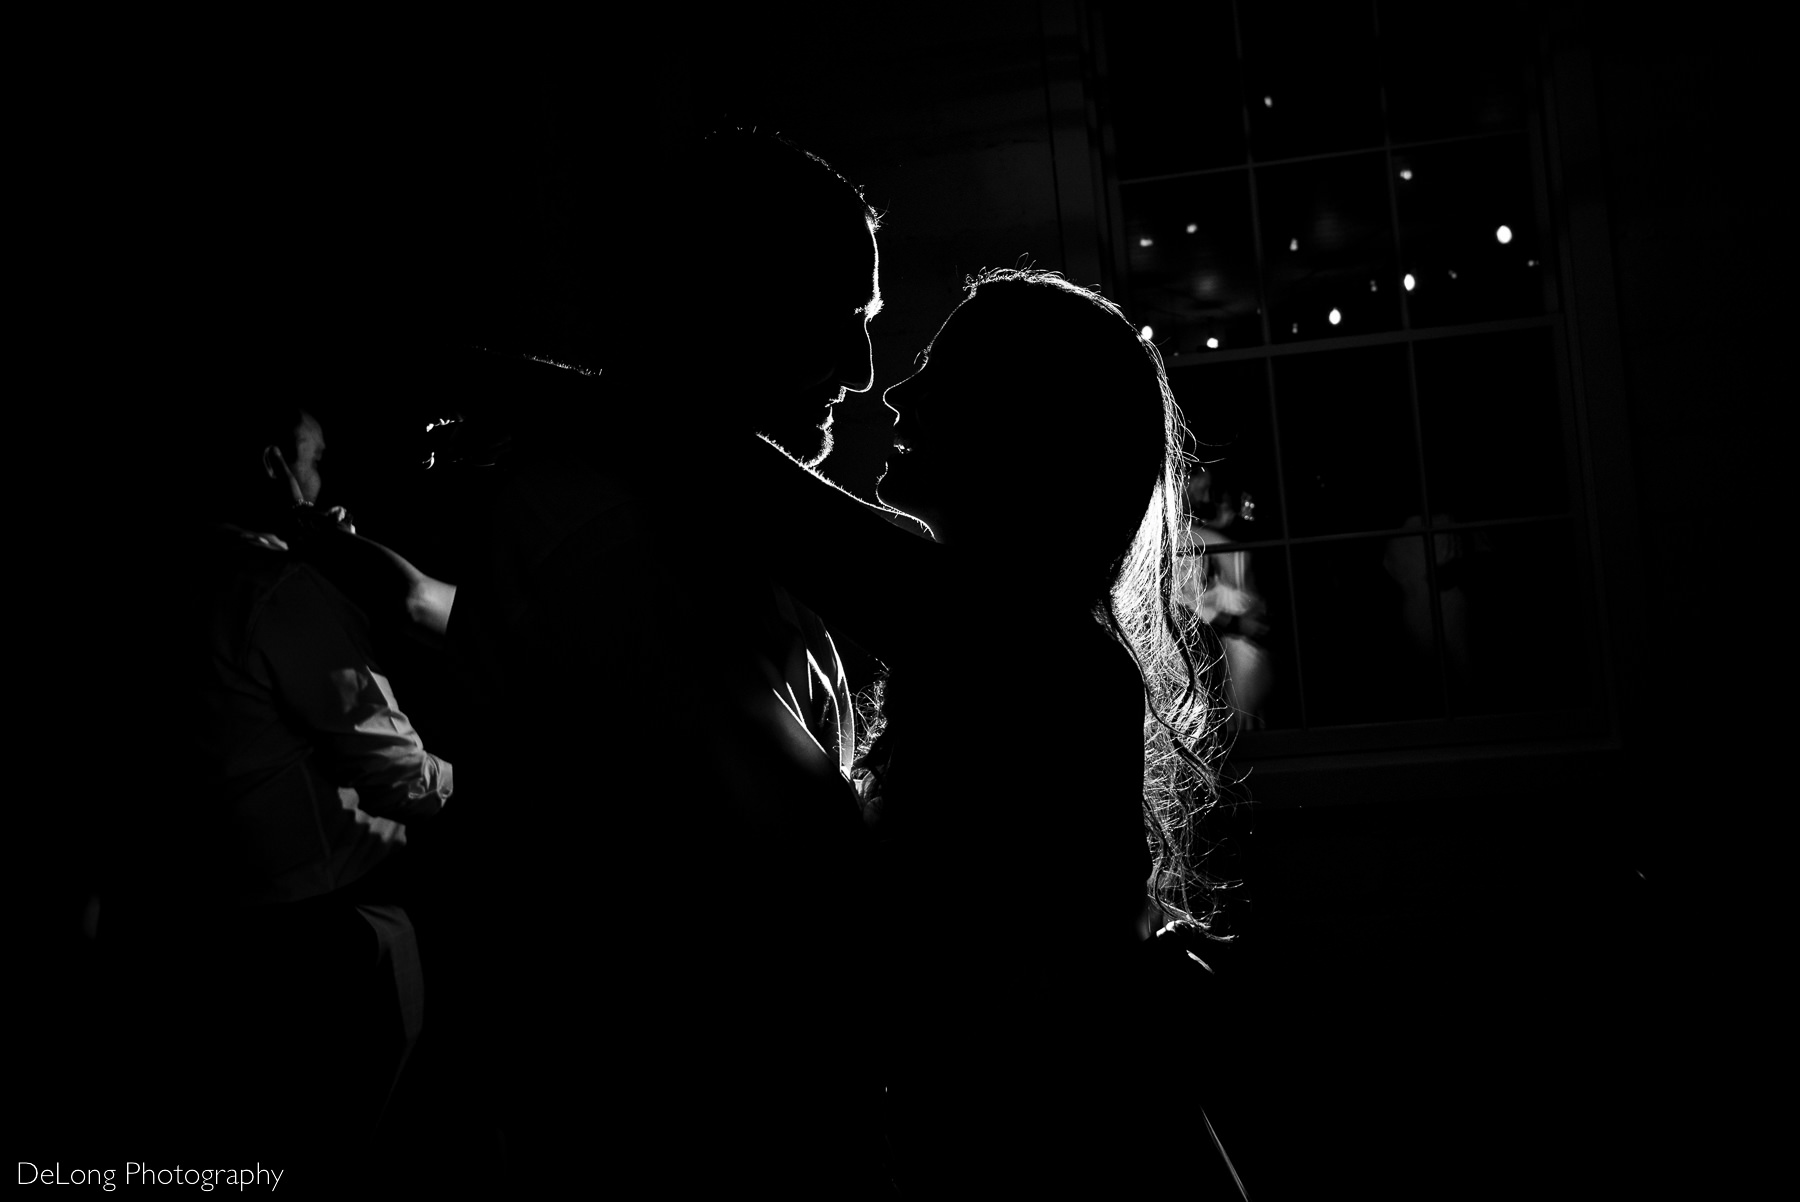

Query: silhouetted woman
left=843, top=268, right=1236, bottom=1196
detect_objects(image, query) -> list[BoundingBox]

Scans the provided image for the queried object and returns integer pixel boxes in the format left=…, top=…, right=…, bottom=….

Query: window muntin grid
left=1094, top=0, right=1596, bottom=742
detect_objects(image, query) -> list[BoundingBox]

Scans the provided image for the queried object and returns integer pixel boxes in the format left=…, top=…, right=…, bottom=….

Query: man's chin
left=759, top=413, right=834, bottom=470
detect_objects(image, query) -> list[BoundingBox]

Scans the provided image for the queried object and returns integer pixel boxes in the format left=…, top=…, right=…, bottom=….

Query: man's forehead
left=851, top=223, right=882, bottom=315
left=784, top=218, right=878, bottom=311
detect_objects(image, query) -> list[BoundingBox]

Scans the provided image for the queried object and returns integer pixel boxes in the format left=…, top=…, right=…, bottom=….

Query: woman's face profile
left=880, top=281, right=1136, bottom=552
left=877, top=303, right=990, bottom=539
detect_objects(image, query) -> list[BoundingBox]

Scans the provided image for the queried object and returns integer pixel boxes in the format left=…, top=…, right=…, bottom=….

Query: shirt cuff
left=405, top=755, right=454, bottom=812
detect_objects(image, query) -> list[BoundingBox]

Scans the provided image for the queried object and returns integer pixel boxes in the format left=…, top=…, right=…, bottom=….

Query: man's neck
left=707, top=432, right=839, bottom=508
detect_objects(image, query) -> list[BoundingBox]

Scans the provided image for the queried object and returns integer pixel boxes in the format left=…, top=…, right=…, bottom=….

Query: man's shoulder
left=493, top=448, right=660, bottom=563
left=511, top=447, right=635, bottom=516
left=201, top=527, right=371, bottom=631
left=194, top=524, right=308, bottom=603
left=186, top=527, right=368, bottom=665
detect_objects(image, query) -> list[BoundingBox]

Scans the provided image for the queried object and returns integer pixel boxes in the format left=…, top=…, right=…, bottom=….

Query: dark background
left=22, top=3, right=1774, bottom=1195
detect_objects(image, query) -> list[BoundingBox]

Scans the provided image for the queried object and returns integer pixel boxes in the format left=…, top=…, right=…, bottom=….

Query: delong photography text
left=18, top=1162, right=285, bottom=1192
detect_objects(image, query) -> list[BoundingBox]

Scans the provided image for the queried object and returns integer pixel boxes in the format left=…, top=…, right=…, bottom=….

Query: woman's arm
left=404, top=575, right=458, bottom=639
left=286, top=515, right=455, bottom=644
left=270, top=451, right=456, bottom=642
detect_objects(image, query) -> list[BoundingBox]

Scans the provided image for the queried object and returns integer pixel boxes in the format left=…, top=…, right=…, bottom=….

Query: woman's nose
left=881, top=377, right=908, bottom=421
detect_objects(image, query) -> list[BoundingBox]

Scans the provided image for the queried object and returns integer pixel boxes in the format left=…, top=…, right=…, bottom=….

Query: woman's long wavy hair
left=861, top=267, right=1232, bottom=934
left=1103, top=321, right=1235, bottom=935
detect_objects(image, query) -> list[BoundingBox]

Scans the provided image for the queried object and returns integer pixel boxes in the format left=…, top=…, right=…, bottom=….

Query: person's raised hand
left=282, top=504, right=358, bottom=550
left=264, top=445, right=309, bottom=510
left=263, top=445, right=354, bottom=534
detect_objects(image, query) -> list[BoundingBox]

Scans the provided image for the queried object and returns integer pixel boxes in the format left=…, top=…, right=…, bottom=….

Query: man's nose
left=839, top=321, right=874, bottom=394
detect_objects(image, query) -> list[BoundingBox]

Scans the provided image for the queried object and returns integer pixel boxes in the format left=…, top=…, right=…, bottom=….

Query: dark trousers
left=99, top=875, right=423, bottom=1182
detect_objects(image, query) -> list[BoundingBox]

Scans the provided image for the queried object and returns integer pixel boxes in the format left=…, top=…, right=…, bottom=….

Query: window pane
left=1171, top=357, right=1283, bottom=535
left=1378, top=0, right=1532, bottom=144
left=1414, top=329, right=1568, bottom=522
left=1273, top=344, right=1420, bottom=537
left=1395, top=135, right=1547, bottom=328
left=1239, top=1, right=1383, bottom=161
left=1102, top=1, right=1245, bottom=179
left=1124, top=171, right=1263, bottom=355
left=1176, top=534, right=1299, bottom=730
left=1292, top=535, right=1444, bottom=726
left=1258, top=152, right=1401, bottom=343
left=1438, top=520, right=1591, bottom=716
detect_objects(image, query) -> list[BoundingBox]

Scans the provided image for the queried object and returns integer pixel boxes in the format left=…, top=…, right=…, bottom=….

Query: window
left=1089, top=0, right=1608, bottom=762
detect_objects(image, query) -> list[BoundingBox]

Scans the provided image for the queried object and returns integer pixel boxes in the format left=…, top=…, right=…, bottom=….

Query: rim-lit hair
left=870, top=267, right=1230, bottom=932
left=958, top=268, right=1230, bottom=934
left=591, top=127, right=881, bottom=403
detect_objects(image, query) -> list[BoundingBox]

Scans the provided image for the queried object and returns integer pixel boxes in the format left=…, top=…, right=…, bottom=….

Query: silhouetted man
left=108, top=403, right=451, bottom=1175
left=448, top=130, right=892, bottom=1196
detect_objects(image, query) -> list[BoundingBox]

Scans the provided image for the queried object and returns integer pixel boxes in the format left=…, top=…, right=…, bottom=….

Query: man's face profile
left=752, top=221, right=881, bottom=469
left=263, top=411, right=326, bottom=506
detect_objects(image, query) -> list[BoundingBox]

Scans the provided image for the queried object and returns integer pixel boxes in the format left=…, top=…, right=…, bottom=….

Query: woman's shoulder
left=1038, top=617, right=1142, bottom=698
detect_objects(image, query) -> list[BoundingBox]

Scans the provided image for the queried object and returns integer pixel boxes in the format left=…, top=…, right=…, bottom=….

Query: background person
left=1179, top=463, right=1273, bottom=729
left=102, top=401, right=453, bottom=1176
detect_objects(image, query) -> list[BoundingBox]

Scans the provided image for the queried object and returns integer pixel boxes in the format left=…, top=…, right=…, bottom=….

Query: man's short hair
left=592, top=128, right=879, bottom=374
left=680, top=127, right=880, bottom=245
